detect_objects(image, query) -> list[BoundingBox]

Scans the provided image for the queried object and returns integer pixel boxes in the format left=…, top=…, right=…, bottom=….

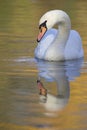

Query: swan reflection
left=36, top=59, right=83, bottom=115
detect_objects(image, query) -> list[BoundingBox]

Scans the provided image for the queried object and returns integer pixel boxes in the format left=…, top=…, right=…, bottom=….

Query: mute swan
left=35, top=10, right=84, bottom=61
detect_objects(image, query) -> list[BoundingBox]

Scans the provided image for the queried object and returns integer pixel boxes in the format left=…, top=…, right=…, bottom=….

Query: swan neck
left=55, top=22, right=71, bottom=46
left=53, top=12, right=71, bottom=46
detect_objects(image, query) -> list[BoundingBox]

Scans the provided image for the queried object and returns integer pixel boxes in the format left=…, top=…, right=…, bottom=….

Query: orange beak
left=37, top=80, right=47, bottom=96
left=37, top=26, right=47, bottom=42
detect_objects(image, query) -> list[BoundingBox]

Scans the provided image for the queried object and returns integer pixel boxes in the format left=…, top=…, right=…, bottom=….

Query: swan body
left=35, top=10, right=84, bottom=61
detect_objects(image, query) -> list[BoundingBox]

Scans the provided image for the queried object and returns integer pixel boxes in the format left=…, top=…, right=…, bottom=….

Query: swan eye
left=39, top=20, right=47, bottom=29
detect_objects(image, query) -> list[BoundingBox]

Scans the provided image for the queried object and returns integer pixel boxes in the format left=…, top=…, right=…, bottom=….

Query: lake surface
left=0, top=0, right=87, bottom=130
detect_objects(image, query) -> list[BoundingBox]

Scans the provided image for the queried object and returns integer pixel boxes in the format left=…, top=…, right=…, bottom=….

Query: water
left=0, top=0, right=87, bottom=130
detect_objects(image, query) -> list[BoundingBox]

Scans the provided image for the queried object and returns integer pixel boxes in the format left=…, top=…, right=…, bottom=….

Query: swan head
left=37, top=10, right=71, bottom=42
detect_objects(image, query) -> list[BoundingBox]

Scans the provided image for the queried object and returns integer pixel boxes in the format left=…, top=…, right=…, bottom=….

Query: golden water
left=0, top=0, right=87, bottom=130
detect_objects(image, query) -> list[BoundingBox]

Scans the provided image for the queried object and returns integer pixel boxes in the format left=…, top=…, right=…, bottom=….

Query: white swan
left=35, top=10, right=84, bottom=61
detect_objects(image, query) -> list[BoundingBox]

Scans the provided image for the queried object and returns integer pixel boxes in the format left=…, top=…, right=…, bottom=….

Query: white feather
left=35, top=10, right=84, bottom=61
